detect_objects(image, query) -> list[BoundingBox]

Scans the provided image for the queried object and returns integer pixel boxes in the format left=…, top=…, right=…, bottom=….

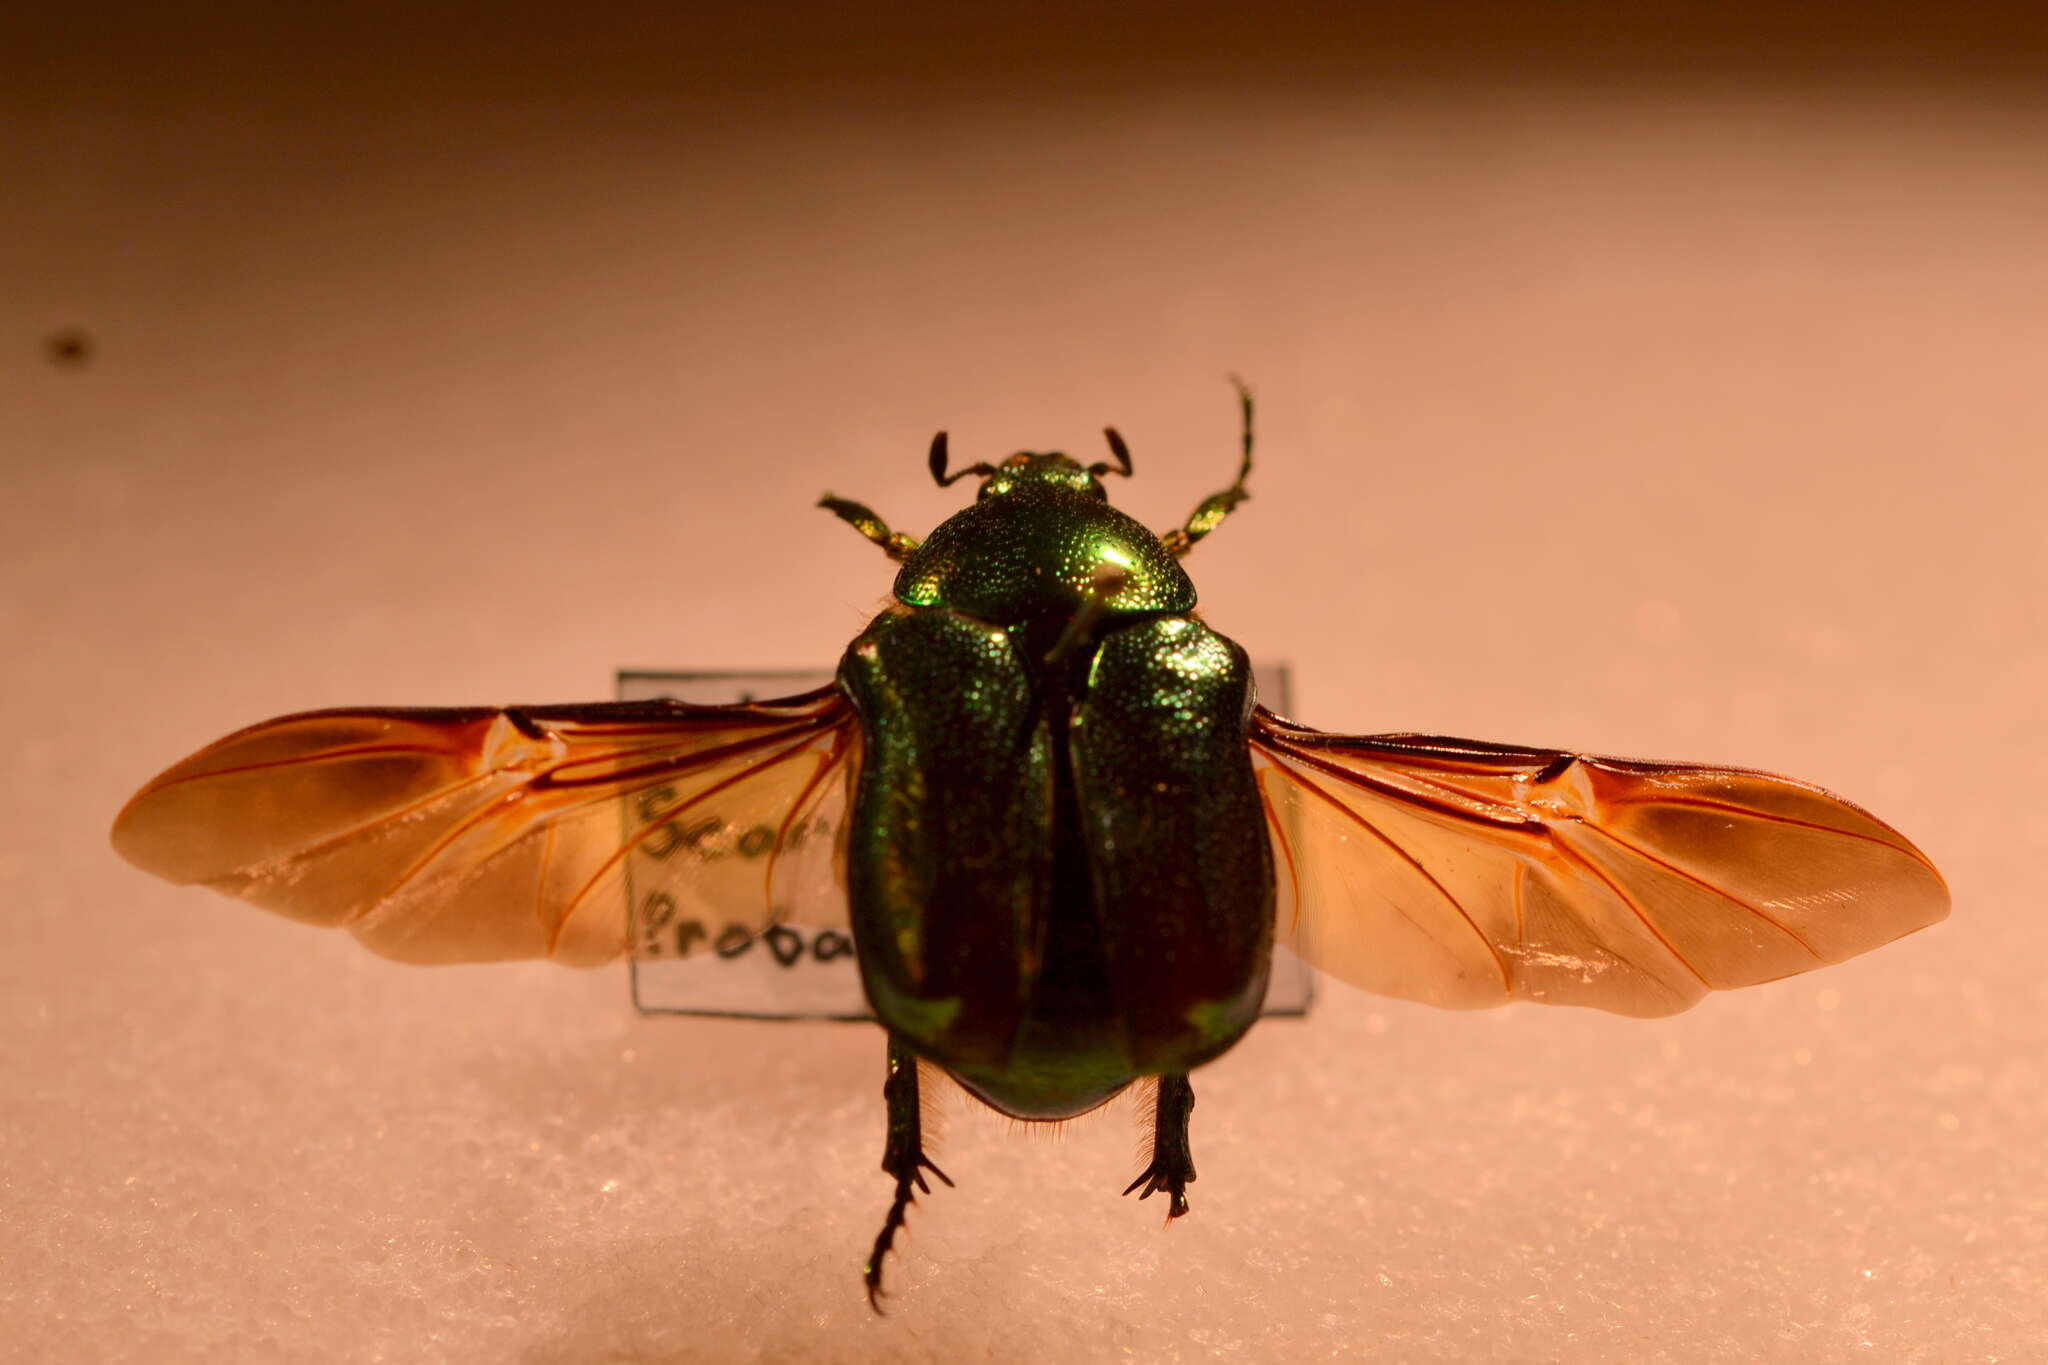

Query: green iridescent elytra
left=819, top=409, right=1268, bottom=1300
left=814, top=407, right=1270, bottom=1301
left=838, top=466, right=1271, bottom=1122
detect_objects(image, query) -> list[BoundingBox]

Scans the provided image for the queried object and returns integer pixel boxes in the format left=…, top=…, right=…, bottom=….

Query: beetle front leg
left=820, top=494, right=920, bottom=562
left=864, top=1035, right=952, bottom=1311
left=1122, top=1074, right=1196, bottom=1219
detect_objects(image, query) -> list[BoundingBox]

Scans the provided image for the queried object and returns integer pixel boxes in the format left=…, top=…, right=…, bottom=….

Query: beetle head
left=928, top=429, right=1134, bottom=501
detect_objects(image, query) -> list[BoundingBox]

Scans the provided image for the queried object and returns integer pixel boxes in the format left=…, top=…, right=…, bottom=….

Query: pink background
left=7, top=7, right=2044, bottom=1360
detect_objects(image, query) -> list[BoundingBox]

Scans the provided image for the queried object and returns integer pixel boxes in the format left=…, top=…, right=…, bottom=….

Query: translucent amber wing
left=1250, top=708, right=1949, bottom=1018
left=111, top=686, right=860, bottom=967
left=619, top=707, right=859, bottom=965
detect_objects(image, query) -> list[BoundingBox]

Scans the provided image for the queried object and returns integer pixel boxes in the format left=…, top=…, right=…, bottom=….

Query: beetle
left=111, top=384, right=1949, bottom=1307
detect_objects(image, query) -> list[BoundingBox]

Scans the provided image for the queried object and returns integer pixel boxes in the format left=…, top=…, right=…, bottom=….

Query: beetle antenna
left=1157, top=377, right=1256, bottom=557
left=1227, top=374, right=1254, bottom=487
left=1089, top=427, right=1134, bottom=479
left=928, top=431, right=997, bottom=488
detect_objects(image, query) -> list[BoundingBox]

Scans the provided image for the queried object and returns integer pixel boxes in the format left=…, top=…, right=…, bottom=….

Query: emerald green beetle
left=111, top=385, right=1949, bottom=1307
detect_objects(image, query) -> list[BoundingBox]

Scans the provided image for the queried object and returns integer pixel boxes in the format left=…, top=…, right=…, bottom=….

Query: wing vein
left=540, top=718, right=836, bottom=791
left=357, top=726, right=821, bottom=935
left=557, top=735, right=829, bottom=925
left=1542, top=828, right=1713, bottom=993
left=1253, top=766, right=1304, bottom=938
left=1269, top=751, right=1513, bottom=992
left=1579, top=821, right=1827, bottom=963
left=1255, top=734, right=1541, bottom=834
left=226, top=768, right=510, bottom=880
left=762, top=730, right=854, bottom=927
left=139, top=740, right=483, bottom=792
left=1608, top=792, right=1933, bottom=867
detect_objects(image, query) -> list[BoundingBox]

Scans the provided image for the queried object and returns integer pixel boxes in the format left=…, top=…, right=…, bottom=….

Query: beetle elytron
left=111, top=385, right=1949, bottom=1306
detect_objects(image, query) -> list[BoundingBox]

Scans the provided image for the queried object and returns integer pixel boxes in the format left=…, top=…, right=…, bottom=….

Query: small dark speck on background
left=45, top=329, right=94, bottom=367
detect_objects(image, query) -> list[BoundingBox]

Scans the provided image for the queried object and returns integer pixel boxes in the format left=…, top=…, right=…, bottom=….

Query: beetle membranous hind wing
left=622, top=704, right=859, bottom=964
left=1248, top=708, right=1948, bottom=1018
left=111, top=687, right=859, bottom=966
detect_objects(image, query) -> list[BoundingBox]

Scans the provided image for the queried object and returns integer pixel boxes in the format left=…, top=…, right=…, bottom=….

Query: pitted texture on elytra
left=894, top=481, right=1195, bottom=623
left=838, top=608, right=1053, bottom=1074
left=1071, top=616, right=1272, bottom=1067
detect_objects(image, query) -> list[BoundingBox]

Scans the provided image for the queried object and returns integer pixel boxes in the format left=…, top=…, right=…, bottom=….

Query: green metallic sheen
left=837, top=454, right=1271, bottom=1121
left=893, top=461, right=1195, bottom=624
left=1072, top=616, right=1272, bottom=1068
left=838, top=608, right=1051, bottom=1074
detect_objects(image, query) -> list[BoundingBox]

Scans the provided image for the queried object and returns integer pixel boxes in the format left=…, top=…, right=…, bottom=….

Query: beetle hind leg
left=864, top=1036, right=953, bottom=1312
left=1122, top=1074, right=1197, bottom=1219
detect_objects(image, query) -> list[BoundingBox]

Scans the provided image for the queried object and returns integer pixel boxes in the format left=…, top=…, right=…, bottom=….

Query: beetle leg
left=1122, top=1074, right=1197, bottom=1219
left=1159, top=378, right=1254, bottom=558
left=1043, top=560, right=1133, bottom=666
left=864, top=1035, right=952, bottom=1312
left=819, top=494, right=920, bottom=561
